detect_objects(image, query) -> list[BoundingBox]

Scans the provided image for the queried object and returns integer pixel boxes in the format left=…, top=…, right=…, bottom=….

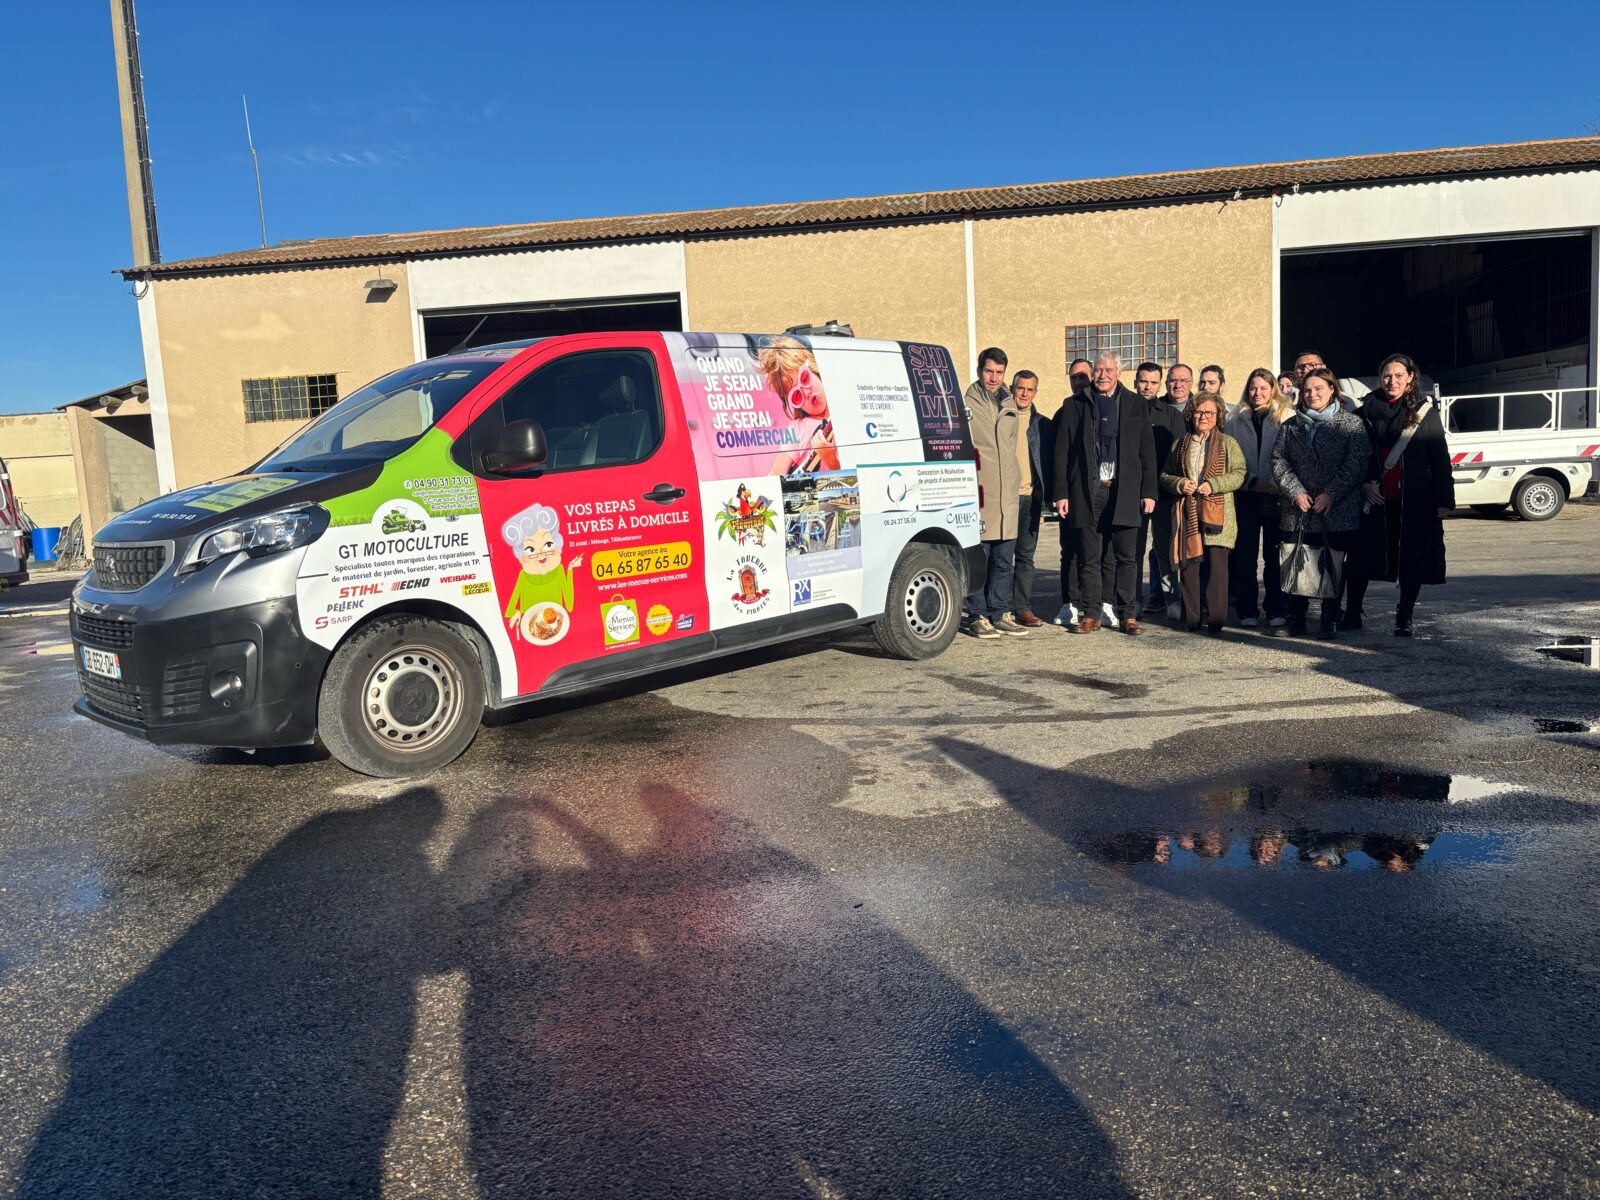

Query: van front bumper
left=71, top=594, right=329, bottom=748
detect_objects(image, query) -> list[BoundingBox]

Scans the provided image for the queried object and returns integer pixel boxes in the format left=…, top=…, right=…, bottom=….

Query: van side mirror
left=484, top=420, right=548, bottom=474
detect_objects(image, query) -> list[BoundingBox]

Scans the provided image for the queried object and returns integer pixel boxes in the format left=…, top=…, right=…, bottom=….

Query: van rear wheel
left=1511, top=476, right=1564, bottom=522
left=318, top=615, right=485, bottom=777
left=874, top=543, right=961, bottom=660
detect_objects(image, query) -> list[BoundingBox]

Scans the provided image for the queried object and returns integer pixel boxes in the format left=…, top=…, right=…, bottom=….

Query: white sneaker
left=1241, top=616, right=1259, bottom=629
left=1269, top=617, right=1287, bottom=628
left=1100, top=603, right=1120, bottom=629
left=1053, top=603, right=1081, bottom=627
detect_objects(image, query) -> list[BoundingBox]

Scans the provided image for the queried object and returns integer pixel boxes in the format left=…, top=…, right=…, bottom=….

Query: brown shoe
left=1074, top=617, right=1101, bottom=635
left=1123, top=618, right=1144, bottom=635
left=1015, top=609, right=1045, bottom=628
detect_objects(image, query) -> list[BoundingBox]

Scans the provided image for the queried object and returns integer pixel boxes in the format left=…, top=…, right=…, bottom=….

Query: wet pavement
left=2, top=506, right=1599, bottom=1198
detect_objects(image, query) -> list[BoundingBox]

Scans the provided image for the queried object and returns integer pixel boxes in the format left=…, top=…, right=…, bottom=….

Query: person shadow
left=16, top=788, right=444, bottom=1200
left=443, top=784, right=1133, bottom=1198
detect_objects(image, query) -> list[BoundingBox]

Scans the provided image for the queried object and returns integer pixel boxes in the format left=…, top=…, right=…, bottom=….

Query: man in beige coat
left=962, top=347, right=1027, bottom=638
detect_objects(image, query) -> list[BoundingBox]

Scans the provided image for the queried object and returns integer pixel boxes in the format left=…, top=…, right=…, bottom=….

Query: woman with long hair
left=1345, top=353, right=1455, bottom=636
left=1159, top=392, right=1245, bottom=633
left=1270, top=369, right=1371, bottom=639
left=1226, top=368, right=1294, bottom=635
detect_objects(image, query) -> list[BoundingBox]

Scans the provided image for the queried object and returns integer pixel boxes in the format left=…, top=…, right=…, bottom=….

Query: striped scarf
left=1172, top=430, right=1227, bottom=566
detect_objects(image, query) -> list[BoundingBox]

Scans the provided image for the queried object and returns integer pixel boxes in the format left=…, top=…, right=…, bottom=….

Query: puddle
left=1537, top=637, right=1600, bottom=668
left=1090, top=830, right=1514, bottom=872
left=1080, top=760, right=1540, bottom=875
left=1533, top=718, right=1594, bottom=734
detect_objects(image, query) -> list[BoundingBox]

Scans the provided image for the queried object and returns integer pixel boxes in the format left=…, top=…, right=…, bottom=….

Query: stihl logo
left=338, top=584, right=381, bottom=599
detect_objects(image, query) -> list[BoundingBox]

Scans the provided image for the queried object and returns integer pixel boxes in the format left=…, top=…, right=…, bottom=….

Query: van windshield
left=253, top=360, right=500, bottom=473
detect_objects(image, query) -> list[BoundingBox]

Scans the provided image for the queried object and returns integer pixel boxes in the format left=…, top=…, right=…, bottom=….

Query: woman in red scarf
left=1346, top=354, right=1455, bottom=636
left=1159, top=393, right=1245, bottom=633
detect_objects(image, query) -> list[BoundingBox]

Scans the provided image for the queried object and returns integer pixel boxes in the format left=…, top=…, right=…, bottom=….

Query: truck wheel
left=1470, top=503, right=1508, bottom=516
left=874, top=543, right=961, bottom=660
left=1511, top=476, right=1564, bottom=522
left=318, top=615, right=485, bottom=777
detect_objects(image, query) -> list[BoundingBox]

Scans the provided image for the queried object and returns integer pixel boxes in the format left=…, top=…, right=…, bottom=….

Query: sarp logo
left=793, top=578, right=813, bottom=606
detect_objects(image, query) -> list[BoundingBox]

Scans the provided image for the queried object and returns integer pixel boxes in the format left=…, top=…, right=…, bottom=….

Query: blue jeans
left=965, top=538, right=1017, bottom=620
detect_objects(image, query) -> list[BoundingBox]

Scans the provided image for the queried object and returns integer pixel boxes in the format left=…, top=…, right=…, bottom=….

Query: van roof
left=429, top=332, right=909, bottom=365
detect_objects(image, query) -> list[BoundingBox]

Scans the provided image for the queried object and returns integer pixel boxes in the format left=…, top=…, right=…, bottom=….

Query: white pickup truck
left=1440, top=386, right=1598, bottom=520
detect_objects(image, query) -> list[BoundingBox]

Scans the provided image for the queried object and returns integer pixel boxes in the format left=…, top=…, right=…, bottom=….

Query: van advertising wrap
left=78, top=330, right=982, bottom=773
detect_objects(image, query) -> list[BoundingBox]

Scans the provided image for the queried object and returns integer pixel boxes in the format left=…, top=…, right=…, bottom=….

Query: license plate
left=80, top=646, right=122, bottom=680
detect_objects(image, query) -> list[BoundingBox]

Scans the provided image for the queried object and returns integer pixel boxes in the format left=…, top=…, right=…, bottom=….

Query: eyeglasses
left=1194, top=410, right=1219, bottom=420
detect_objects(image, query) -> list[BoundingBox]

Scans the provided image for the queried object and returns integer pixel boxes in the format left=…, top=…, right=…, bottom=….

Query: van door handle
left=643, top=483, right=686, bottom=505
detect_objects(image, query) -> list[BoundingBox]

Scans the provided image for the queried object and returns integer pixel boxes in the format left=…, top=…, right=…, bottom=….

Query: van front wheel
left=318, top=615, right=486, bottom=777
left=874, top=543, right=961, bottom=660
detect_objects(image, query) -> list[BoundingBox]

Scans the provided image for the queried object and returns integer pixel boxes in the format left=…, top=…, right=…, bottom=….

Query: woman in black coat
left=1345, top=354, right=1456, bottom=636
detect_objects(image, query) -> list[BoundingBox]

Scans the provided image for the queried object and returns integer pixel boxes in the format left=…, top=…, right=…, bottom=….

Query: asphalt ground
left=1, top=503, right=1597, bottom=1198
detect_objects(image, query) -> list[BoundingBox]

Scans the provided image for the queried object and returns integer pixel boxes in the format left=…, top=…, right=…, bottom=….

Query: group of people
left=961, top=346, right=1456, bottom=641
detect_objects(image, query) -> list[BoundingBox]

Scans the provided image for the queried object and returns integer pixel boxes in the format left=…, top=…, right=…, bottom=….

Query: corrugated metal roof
left=126, top=136, right=1600, bottom=278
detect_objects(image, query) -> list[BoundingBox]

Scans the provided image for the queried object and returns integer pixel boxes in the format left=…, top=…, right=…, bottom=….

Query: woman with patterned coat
left=1271, top=368, right=1371, bottom=640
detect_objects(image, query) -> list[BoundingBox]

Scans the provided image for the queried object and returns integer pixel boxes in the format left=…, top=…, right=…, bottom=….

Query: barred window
left=1066, top=320, right=1179, bottom=373
left=241, top=374, right=340, bottom=423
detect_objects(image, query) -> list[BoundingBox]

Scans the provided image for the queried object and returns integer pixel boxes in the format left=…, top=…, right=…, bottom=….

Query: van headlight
left=180, top=505, right=328, bottom=573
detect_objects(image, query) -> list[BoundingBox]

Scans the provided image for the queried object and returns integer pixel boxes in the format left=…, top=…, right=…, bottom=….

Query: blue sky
left=2, top=0, right=1597, bottom=415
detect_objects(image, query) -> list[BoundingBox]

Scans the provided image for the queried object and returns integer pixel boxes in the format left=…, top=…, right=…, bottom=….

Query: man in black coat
left=1052, top=351, right=1158, bottom=634
left=1136, top=361, right=1188, bottom=614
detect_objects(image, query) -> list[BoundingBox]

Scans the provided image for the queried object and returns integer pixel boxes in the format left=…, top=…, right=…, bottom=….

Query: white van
left=70, top=330, right=981, bottom=775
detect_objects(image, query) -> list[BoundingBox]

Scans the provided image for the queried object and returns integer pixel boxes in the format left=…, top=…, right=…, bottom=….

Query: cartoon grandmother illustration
left=501, top=503, right=584, bottom=644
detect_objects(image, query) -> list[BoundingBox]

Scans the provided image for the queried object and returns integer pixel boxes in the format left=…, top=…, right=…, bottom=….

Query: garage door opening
left=1280, top=231, right=1593, bottom=407
left=421, top=293, right=683, bottom=358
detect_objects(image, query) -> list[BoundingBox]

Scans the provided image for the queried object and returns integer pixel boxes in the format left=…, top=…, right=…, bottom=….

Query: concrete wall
left=683, top=222, right=970, bottom=365
left=972, top=199, right=1276, bottom=413
left=408, top=241, right=688, bottom=358
left=0, top=412, right=78, bottom=527
left=152, top=264, right=417, bottom=488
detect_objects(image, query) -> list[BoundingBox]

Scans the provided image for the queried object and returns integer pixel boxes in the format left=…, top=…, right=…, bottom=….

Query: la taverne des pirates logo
left=727, top=553, right=772, bottom=614
left=715, top=484, right=777, bottom=546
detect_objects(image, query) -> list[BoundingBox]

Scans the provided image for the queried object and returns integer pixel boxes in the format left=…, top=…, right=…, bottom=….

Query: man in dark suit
left=1052, top=351, right=1158, bottom=635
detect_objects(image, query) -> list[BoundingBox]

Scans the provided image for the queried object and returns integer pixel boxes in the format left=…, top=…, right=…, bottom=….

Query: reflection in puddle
left=1086, top=760, right=1535, bottom=875
left=1533, top=718, right=1594, bottom=734
left=1093, top=830, right=1514, bottom=872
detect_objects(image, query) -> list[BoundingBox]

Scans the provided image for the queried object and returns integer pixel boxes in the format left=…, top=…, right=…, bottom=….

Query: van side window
left=472, top=349, right=663, bottom=475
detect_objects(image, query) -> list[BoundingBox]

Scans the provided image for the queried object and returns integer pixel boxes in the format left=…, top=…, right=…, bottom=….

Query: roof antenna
left=242, top=94, right=268, bottom=248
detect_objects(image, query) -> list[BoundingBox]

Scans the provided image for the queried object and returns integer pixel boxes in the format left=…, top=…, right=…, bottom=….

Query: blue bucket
left=33, top=526, right=60, bottom=562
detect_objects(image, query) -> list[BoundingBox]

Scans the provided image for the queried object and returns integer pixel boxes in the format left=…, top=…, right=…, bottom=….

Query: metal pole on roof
left=109, top=0, right=161, bottom=266
left=242, top=95, right=268, bottom=248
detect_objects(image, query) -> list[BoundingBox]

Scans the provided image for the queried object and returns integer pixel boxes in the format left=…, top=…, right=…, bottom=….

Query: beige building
left=122, top=137, right=1600, bottom=492
left=0, top=411, right=79, bottom=529
left=59, top=381, right=161, bottom=540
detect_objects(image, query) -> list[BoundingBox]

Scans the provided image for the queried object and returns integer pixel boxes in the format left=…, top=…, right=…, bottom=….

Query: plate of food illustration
left=520, top=604, right=570, bottom=646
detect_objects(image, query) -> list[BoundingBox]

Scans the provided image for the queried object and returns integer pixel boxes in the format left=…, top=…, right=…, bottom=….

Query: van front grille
left=74, top=610, right=136, bottom=649
left=92, top=543, right=168, bottom=592
left=80, top=671, right=150, bottom=727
